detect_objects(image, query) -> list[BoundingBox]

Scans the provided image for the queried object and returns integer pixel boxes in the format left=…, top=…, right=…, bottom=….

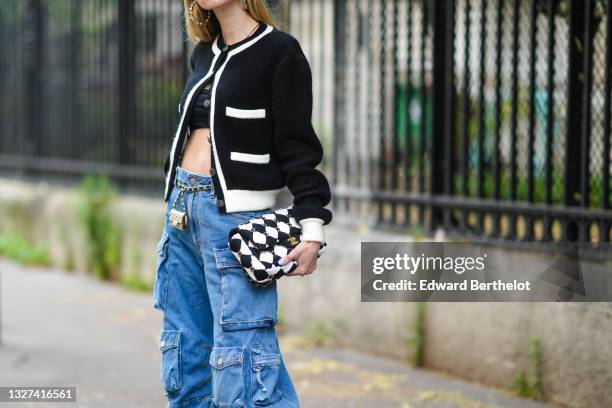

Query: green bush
left=120, top=274, right=152, bottom=292
left=0, top=232, right=51, bottom=266
left=304, top=320, right=334, bottom=347
left=514, top=336, right=543, bottom=400
left=408, top=301, right=426, bottom=367
left=78, top=174, right=122, bottom=281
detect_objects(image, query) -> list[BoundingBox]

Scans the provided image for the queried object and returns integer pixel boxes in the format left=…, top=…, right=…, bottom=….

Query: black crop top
left=189, top=82, right=212, bottom=130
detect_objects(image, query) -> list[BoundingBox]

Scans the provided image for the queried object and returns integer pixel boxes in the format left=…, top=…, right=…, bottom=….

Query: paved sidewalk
left=0, top=260, right=557, bottom=408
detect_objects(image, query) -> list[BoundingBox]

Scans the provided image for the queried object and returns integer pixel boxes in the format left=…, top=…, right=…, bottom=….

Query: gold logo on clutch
left=287, top=236, right=299, bottom=246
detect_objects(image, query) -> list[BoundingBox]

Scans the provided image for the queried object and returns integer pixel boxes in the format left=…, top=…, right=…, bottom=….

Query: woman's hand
left=279, top=240, right=320, bottom=276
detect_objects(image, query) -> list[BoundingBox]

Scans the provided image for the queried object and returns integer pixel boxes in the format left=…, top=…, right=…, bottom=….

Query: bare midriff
left=179, top=128, right=213, bottom=175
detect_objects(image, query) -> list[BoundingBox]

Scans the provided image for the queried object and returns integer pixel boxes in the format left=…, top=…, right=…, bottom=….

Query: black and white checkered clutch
left=227, top=206, right=327, bottom=287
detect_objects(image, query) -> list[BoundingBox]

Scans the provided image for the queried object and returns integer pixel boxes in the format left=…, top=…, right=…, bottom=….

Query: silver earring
left=242, top=0, right=248, bottom=10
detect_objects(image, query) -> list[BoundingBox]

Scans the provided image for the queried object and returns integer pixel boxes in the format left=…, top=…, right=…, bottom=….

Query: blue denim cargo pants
left=152, top=166, right=300, bottom=408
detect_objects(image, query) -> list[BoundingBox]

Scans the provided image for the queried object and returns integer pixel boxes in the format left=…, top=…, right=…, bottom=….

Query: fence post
left=332, top=0, right=346, bottom=211
left=24, top=0, right=46, bottom=160
left=0, top=4, right=5, bottom=151
left=429, top=0, right=454, bottom=231
left=118, top=0, right=136, bottom=178
left=563, top=0, right=587, bottom=241
left=68, top=0, right=82, bottom=160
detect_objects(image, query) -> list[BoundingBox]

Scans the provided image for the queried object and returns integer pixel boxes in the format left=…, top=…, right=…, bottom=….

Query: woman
left=152, top=0, right=332, bottom=407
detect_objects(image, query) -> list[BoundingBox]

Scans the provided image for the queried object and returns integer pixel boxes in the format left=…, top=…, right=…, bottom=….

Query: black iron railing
left=0, top=0, right=611, bottom=246
left=297, top=0, right=611, bottom=244
left=0, top=0, right=189, bottom=193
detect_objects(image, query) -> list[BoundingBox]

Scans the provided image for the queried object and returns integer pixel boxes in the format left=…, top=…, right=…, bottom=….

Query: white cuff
left=299, top=218, right=325, bottom=243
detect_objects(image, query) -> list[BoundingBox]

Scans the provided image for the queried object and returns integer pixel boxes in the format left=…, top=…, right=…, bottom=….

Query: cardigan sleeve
left=270, top=42, right=333, bottom=241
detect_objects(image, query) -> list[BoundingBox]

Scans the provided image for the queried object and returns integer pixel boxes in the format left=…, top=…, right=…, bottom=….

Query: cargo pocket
left=210, top=346, right=245, bottom=408
left=214, top=246, right=278, bottom=331
left=152, top=228, right=170, bottom=311
left=159, top=329, right=182, bottom=393
left=251, top=344, right=283, bottom=406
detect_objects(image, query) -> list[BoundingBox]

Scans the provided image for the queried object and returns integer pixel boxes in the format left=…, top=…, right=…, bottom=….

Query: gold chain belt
left=169, top=181, right=212, bottom=230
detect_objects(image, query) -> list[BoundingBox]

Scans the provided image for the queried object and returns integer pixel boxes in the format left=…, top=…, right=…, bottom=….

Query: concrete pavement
left=0, top=259, right=557, bottom=408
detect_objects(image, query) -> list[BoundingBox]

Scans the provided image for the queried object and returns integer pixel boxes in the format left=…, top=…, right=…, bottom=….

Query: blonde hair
left=183, top=0, right=276, bottom=43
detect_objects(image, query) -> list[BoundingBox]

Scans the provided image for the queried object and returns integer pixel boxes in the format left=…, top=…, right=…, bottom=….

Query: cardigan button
left=203, top=99, right=211, bottom=108
left=210, top=168, right=216, bottom=176
left=222, top=44, right=229, bottom=52
left=217, top=199, right=225, bottom=208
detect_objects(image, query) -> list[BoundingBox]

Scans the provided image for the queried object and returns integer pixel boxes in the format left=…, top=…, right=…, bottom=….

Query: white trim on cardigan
left=225, top=106, right=266, bottom=119
left=212, top=35, right=221, bottom=55
left=298, top=218, right=325, bottom=243
left=230, top=151, right=270, bottom=164
left=226, top=24, right=274, bottom=55
left=223, top=188, right=284, bottom=212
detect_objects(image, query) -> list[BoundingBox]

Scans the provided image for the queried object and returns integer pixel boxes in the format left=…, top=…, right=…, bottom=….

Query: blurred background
left=0, top=1, right=611, bottom=407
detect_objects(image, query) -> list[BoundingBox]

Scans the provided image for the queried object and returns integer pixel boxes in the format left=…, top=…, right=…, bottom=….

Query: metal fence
left=0, top=0, right=192, bottom=193
left=0, top=0, right=611, bottom=246
left=290, top=0, right=611, bottom=245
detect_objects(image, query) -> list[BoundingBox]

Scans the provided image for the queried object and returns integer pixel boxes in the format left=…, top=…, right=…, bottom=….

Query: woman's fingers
left=279, top=244, right=301, bottom=267
left=286, top=243, right=318, bottom=276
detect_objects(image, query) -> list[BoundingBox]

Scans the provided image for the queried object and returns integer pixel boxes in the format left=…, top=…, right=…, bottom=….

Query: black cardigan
left=162, top=22, right=332, bottom=241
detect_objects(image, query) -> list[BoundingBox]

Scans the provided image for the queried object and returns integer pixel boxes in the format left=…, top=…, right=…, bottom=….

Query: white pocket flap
left=230, top=152, right=270, bottom=164
left=225, top=106, right=266, bottom=119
